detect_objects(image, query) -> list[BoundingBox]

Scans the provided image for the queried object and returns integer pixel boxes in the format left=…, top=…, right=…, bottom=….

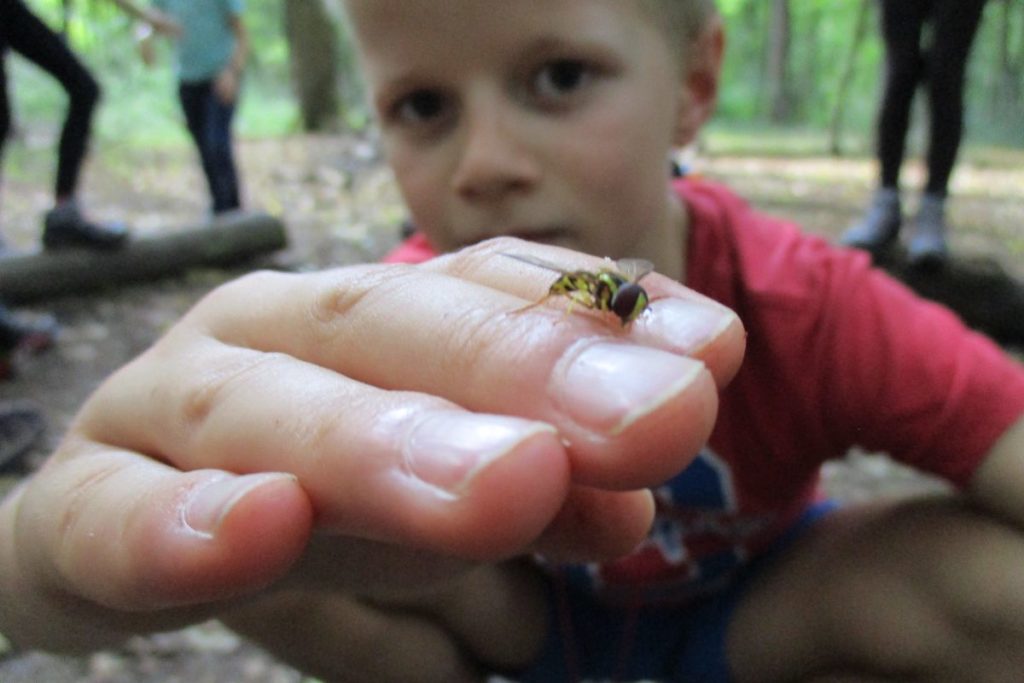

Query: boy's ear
left=673, top=16, right=725, bottom=147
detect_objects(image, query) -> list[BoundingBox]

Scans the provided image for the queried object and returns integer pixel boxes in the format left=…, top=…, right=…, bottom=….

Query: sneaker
left=0, top=305, right=57, bottom=352
left=0, top=305, right=58, bottom=381
left=43, top=200, right=129, bottom=250
left=0, top=401, right=46, bottom=473
left=907, top=193, right=949, bottom=270
left=840, top=188, right=902, bottom=257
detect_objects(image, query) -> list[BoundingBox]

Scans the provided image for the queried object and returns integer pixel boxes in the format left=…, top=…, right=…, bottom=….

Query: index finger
left=185, top=240, right=738, bottom=489
left=427, top=237, right=746, bottom=389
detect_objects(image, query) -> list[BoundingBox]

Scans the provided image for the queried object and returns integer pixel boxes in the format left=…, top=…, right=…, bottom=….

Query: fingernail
left=635, top=298, right=737, bottom=356
left=403, top=412, right=556, bottom=497
left=184, top=472, right=296, bottom=537
left=552, top=341, right=705, bottom=436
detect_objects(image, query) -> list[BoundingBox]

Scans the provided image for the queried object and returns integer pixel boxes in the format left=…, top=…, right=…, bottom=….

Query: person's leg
left=202, top=89, right=241, bottom=214
left=876, top=0, right=933, bottom=191
left=3, top=1, right=98, bottom=201
left=178, top=81, right=225, bottom=215
left=1, top=0, right=20, bottom=189
left=907, top=0, right=988, bottom=265
left=1, top=35, right=9, bottom=224
left=0, top=9, right=58, bottom=371
left=841, top=0, right=932, bottom=254
left=3, top=0, right=126, bottom=248
left=0, top=400, right=46, bottom=472
left=921, top=0, right=987, bottom=198
left=727, top=495, right=1024, bottom=682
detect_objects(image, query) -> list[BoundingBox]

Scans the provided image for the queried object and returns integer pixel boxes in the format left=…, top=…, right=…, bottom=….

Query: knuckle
left=310, top=263, right=420, bottom=327
left=178, top=349, right=289, bottom=440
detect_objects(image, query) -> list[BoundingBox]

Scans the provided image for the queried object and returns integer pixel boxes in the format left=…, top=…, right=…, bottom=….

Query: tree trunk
left=766, top=0, right=794, bottom=123
left=994, top=0, right=1023, bottom=119
left=0, top=213, right=287, bottom=304
left=284, top=0, right=342, bottom=132
left=828, top=0, right=872, bottom=156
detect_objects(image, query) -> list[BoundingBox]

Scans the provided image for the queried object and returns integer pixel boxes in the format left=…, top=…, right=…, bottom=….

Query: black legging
left=0, top=0, right=100, bottom=199
left=876, top=0, right=987, bottom=197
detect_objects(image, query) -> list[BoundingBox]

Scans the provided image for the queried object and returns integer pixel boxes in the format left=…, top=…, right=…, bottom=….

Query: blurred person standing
left=842, top=0, right=989, bottom=267
left=0, top=0, right=133, bottom=249
left=137, top=0, right=248, bottom=216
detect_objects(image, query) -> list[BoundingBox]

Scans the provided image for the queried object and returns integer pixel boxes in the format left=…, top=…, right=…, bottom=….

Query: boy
left=350, top=0, right=1024, bottom=680
left=1, top=1, right=1023, bottom=682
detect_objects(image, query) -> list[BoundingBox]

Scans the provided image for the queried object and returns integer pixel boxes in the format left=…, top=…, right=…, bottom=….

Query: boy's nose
left=451, top=108, right=540, bottom=202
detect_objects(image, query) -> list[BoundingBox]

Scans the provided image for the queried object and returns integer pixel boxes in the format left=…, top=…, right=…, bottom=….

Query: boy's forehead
left=341, top=0, right=682, bottom=81
left=343, top=0, right=656, bottom=44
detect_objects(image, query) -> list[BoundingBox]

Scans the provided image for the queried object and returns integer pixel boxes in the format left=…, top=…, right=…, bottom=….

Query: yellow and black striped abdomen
left=502, top=252, right=652, bottom=326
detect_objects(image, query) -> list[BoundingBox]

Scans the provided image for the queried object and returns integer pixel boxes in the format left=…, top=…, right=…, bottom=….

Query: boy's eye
left=533, top=59, right=592, bottom=100
left=392, top=89, right=448, bottom=125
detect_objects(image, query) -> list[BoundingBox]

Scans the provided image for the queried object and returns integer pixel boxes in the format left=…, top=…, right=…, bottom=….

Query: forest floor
left=0, top=131, right=1022, bottom=682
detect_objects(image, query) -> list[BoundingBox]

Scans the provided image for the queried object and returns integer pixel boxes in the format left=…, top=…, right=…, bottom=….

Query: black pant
left=876, top=0, right=987, bottom=196
left=0, top=0, right=100, bottom=199
left=178, top=80, right=240, bottom=214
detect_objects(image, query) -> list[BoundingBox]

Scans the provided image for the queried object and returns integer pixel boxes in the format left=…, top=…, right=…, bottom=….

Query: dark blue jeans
left=178, top=80, right=240, bottom=214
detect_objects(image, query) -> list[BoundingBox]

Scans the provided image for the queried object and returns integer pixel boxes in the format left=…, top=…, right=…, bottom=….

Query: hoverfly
left=503, top=253, right=655, bottom=326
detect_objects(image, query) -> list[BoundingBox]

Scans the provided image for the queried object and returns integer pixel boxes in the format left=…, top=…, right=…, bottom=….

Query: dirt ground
left=0, top=132, right=1021, bottom=681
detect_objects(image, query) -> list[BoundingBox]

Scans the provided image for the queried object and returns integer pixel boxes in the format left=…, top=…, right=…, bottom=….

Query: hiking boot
left=907, top=193, right=949, bottom=270
left=43, top=200, right=129, bottom=250
left=0, top=400, right=46, bottom=472
left=840, top=188, right=902, bottom=257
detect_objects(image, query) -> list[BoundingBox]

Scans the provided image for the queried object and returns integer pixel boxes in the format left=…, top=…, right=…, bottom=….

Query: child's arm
left=968, top=417, right=1024, bottom=525
left=108, top=0, right=179, bottom=67
left=214, top=13, right=249, bottom=103
left=108, top=0, right=180, bottom=37
left=0, top=239, right=744, bottom=658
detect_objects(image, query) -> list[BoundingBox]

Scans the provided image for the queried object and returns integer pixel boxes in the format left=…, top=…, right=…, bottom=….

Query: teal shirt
left=153, top=0, right=243, bottom=83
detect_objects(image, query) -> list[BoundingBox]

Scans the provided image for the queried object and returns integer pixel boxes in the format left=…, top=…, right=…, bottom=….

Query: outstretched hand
left=0, top=238, right=744, bottom=664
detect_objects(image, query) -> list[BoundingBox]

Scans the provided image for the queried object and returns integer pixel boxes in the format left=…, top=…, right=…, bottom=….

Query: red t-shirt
left=383, top=178, right=1024, bottom=603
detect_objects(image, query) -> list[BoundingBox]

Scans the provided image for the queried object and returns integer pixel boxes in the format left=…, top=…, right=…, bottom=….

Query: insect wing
left=501, top=252, right=572, bottom=275
left=614, top=258, right=655, bottom=283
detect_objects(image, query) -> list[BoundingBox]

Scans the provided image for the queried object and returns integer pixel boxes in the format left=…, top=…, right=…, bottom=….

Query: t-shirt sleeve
left=809, top=247, right=1024, bottom=487
left=681, top=179, right=1024, bottom=489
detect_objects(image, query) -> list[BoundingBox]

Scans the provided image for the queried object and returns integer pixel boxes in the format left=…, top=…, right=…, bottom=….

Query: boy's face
left=346, top=0, right=699, bottom=263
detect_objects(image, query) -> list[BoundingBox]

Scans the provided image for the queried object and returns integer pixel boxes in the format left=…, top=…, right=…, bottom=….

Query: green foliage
left=7, top=0, right=303, bottom=148
left=715, top=0, right=1022, bottom=148
left=6, top=0, right=1021, bottom=154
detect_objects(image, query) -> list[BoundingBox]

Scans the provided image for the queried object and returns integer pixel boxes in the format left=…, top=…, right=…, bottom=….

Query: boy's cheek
left=389, top=156, right=441, bottom=222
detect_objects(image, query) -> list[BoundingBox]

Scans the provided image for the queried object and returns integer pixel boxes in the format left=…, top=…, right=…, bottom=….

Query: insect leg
left=509, top=293, right=557, bottom=315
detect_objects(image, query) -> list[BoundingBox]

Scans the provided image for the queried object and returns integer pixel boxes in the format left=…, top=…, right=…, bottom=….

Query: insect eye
left=611, top=284, right=643, bottom=319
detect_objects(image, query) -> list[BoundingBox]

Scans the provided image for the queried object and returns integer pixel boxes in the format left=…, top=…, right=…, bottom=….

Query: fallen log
left=872, top=246, right=1024, bottom=349
left=0, top=211, right=287, bottom=304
